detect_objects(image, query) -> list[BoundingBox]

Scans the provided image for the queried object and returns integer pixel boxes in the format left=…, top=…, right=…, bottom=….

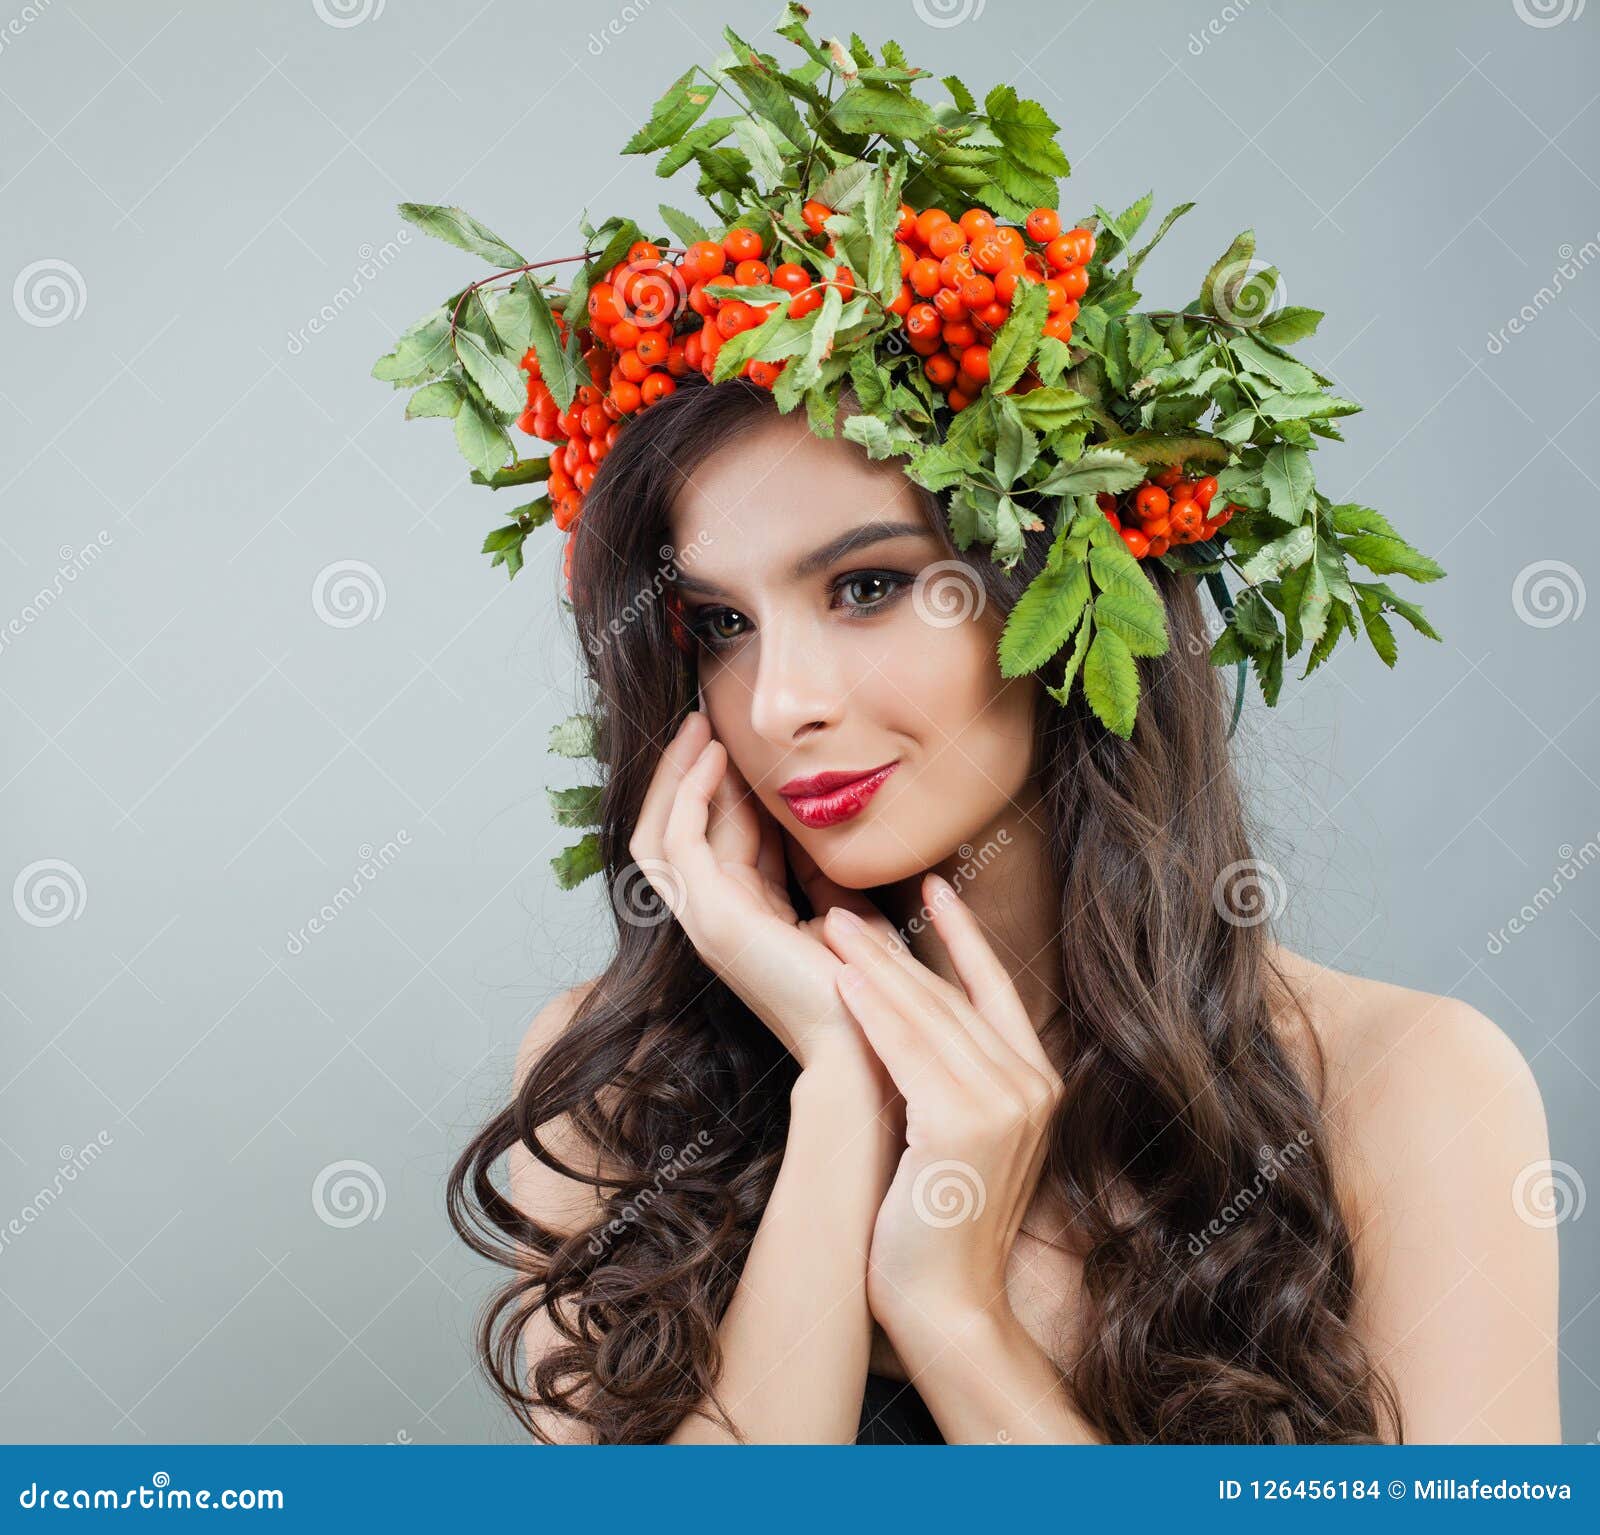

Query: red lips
left=778, top=761, right=898, bottom=829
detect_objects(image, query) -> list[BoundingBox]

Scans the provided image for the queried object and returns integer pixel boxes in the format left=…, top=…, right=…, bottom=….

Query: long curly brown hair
left=446, top=376, right=1404, bottom=1445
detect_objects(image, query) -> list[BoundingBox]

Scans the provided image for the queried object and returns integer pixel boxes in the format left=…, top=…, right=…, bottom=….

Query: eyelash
left=685, top=571, right=913, bottom=653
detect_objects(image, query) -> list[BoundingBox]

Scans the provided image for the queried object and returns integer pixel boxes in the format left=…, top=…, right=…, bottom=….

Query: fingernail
left=836, top=908, right=865, bottom=932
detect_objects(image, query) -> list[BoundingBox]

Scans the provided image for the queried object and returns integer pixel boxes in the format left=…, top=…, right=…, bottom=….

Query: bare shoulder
left=1267, top=944, right=1561, bottom=1440
left=1266, top=944, right=1548, bottom=1180
left=507, top=977, right=619, bottom=1238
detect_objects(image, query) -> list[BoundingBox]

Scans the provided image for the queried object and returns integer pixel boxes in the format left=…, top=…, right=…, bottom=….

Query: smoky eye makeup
left=682, top=567, right=917, bottom=652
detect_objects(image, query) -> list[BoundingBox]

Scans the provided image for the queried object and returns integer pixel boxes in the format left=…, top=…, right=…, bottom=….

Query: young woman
left=447, top=376, right=1560, bottom=1445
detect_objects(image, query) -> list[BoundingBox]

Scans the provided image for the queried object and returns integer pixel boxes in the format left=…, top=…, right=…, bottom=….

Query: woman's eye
left=688, top=572, right=909, bottom=652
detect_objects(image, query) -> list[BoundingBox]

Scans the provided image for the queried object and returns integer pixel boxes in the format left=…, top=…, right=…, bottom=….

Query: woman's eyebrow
left=672, top=519, right=934, bottom=597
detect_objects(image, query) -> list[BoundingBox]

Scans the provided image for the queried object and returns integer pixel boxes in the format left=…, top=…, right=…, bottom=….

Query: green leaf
left=623, top=67, right=718, bottom=154
left=791, top=283, right=843, bottom=388
left=987, top=274, right=1050, bottom=393
left=1262, top=443, right=1314, bottom=525
left=552, top=832, right=603, bottom=890
left=726, top=63, right=808, bottom=150
left=943, top=74, right=976, bottom=114
left=398, top=203, right=524, bottom=268
left=658, top=203, right=711, bottom=245
left=1123, top=201, right=1196, bottom=281
left=1228, top=334, right=1320, bottom=395
left=1231, top=586, right=1281, bottom=648
left=1034, top=447, right=1145, bottom=498
left=1011, top=387, right=1091, bottom=432
left=405, top=378, right=463, bottom=419
left=525, top=280, right=577, bottom=413
left=470, top=456, right=550, bottom=489
left=1044, top=610, right=1094, bottom=705
left=1255, top=307, right=1323, bottom=346
left=1236, top=523, right=1315, bottom=585
left=454, top=395, right=513, bottom=479
left=549, top=713, right=599, bottom=757
left=656, top=117, right=738, bottom=177
left=999, top=559, right=1091, bottom=676
left=547, top=783, right=603, bottom=829
left=828, top=84, right=935, bottom=137
left=1255, top=391, right=1361, bottom=422
left=1338, top=531, right=1446, bottom=583
left=1082, top=628, right=1141, bottom=738
left=1109, top=431, right=1229, bottom=469
left=842, top=412, right=918, bottom=460
left=992, top=396, right=1039, bottom=488
left=1091, top=586, right=1168, bottom=657
left=1199, top=229, right=1255, bottom=317
left=372, top=308, right=455, bottom=386
left=983, top=84, right=1070, bottom=177
left=454, top=321, right=525, bottom=415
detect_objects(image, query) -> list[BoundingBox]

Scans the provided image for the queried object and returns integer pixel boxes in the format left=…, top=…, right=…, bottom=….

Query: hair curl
left=446, top=376, right=1403, bottom=1445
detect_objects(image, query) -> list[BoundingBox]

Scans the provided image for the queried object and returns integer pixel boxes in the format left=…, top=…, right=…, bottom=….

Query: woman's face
left=667, top=405, right=1039, bottom=892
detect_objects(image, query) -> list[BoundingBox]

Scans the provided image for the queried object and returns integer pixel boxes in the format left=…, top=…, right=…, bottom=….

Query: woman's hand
left=817, top=873, right=1065, bottom=1334
left=628, top=710, right=902, bottom=1078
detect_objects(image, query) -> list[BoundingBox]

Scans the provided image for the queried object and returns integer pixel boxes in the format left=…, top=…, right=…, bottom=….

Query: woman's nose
left=745, top=609, right=847, bottom=744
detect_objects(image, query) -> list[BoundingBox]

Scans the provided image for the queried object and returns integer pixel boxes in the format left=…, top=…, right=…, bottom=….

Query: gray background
left=1, top=0, right=1596, bottom=1444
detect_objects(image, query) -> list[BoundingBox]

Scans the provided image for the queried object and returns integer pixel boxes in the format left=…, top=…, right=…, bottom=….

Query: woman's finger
left=654, top=738, right=729, bottom=910
left=825, top=908, right=1013, bottom=1086
left=631, top=711, right=710, bottom=864
left=835, top=963, right=960, bottom=1108
left=706, top=742, right=762, bottom=868
left=923, top=874, right=1055, bottom=1075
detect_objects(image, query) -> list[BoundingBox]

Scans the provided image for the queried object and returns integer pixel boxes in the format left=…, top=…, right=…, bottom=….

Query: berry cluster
left=515, top=206, right=1100, bottom=593
left=892, top=203, right=1091, bottom=408
left=1097, top=466, right=1237, bottom=560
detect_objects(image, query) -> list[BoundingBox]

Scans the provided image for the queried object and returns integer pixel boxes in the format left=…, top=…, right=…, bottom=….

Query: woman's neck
left=875, top=778, right=1067, bottom=1037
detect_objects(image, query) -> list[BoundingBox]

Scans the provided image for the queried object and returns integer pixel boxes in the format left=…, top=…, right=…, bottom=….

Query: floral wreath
left=372, top=3, right=1445, bottom=890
